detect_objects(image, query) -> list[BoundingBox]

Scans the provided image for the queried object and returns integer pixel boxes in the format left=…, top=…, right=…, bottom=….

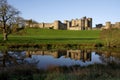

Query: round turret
left=106, top=22, right=111, bottom=29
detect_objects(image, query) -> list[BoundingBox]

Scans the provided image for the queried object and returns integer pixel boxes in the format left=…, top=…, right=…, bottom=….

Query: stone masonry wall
left=26, top=16, right=92, bottom=30
left=100, top=22, right=120, bottom=29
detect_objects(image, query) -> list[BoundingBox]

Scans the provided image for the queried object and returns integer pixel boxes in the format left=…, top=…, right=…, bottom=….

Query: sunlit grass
left=0, top=28, right=101, bottom=44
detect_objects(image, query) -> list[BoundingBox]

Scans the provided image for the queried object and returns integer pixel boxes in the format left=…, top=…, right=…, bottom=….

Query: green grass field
left=0, top=28, right=101, bottom=44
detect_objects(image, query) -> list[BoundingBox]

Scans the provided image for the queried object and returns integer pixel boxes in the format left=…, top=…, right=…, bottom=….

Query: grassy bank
left=0, top=28, right=101, bottom=48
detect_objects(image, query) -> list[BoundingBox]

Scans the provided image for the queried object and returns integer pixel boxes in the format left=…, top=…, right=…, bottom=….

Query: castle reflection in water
left=0, top=49, right=120, bottom=67
left=26, top=50, right=92, bottom=62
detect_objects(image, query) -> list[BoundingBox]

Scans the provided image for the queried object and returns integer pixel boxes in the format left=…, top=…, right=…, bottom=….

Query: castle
left=26, top=16, right=92, bottom=30
left=96, top=22, right=120, bottom=30
left=25, top=16, right=120, bottom=30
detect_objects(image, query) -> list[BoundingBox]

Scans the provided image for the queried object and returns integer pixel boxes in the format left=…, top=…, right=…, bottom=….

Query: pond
left=0, top=49, right=120, bottom=69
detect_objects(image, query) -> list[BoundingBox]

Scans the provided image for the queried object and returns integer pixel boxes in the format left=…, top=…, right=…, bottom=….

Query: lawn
left=0, top=28, right=101, bottom=44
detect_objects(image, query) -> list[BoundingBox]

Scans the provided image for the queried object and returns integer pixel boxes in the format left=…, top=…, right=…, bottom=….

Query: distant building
left=25, top=16, right=92, bottom=30
left=97, top=22, right=120, bottom=29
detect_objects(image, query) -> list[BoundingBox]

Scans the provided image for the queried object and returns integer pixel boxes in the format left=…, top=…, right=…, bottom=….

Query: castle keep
left=27, top=16, right=92, bottom=30
left=64, top=16, right=92, bottom=30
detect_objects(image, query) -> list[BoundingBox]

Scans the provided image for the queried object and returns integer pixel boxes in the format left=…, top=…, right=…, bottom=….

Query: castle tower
left=88, top=18, right=92, bottom=30
left=106, top=22, right=111, bottom=29
left=53, top=20, right=60, bottom=29
left=64, top=20, right=68, bottom=24
left=64, top=20, right=70, bottom=29
left=85, top=19, right=88, bottom=30
left=81, top=19, right=85, bottom=30
left=75, top=18, right=79, bottom=26
left=67, top=21, right=71, bottom=30
left=42, top=22, right=44, bottom=28
left=71, top=19, right=76, bottom=26
left=82, top=16, right=87, bottom=20
left=115, top=22, right=120, bottom=28
left=77, top=19, right=82, bottom=30
left=78, top=19, right=82, bottom=30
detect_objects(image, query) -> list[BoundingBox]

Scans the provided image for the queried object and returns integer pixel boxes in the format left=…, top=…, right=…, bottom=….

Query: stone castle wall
left=96, top=22, right=120, bottom=29
left=66, top=17, right=92, bottom=30
left=26, top=16, right=92, bottom=30
left=38, top=23, right=53, bottom=28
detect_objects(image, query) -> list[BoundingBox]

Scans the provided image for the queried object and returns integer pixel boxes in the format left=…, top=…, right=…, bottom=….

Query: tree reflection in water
left=97, top=51, right=120, bottom=64
left=0, top=50, right=38, bottom=67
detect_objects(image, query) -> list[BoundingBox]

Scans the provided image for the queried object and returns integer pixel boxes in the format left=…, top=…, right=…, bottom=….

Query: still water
left=0, top=49, right=120, bottom=69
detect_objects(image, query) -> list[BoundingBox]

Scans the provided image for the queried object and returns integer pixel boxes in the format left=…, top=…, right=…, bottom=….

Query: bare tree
left=0, top=0, right=20, bottom=40
left=12, top=16, right=25, bottom=32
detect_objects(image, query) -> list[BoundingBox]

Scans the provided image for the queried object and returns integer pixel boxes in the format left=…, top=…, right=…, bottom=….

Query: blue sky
left=8, top=0, right=120, bottom=27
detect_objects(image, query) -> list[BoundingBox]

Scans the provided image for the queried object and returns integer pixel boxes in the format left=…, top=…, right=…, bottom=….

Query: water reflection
left=26, top=50, right=92, bottom=61
left=96, top=51, right=120, bottom=64
left=0, top=50, right=25, bottom=67
left=0, top=49, right=120, bottom=69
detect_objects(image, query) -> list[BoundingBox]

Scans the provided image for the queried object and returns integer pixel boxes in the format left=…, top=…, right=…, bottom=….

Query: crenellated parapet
left=96, top=21, right=120, bottom=30
left=26, top=16, right=92, bottom=30
left=66, top=16, right=92, bottom=30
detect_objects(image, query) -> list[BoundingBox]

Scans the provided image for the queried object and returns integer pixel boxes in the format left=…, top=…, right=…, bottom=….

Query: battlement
left=26, top=16, right=92, bottom=30
left=65, top=17, right=92, bottom=30
left=96, top=22, right=120, bottom=30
